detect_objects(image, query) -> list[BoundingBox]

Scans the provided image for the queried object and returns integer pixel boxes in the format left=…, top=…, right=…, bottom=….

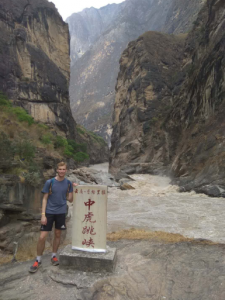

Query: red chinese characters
left=84, top=199, right=95, bottom=211
left=82, top=225, right=96, bottom=235
left=82, top=237, right=95, bottom=248
left=82, top=212, right=96, bottom=223
left=78, top=188, right=107, bottom=249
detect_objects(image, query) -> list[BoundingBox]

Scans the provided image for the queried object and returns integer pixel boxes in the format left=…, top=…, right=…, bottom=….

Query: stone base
left=59, top=244, right=117, bottom=273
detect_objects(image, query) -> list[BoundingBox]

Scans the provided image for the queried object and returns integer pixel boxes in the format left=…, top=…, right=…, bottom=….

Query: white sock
left=36, top=256, right=42, bottom=262
left=52, top=253, right=57, bottom=258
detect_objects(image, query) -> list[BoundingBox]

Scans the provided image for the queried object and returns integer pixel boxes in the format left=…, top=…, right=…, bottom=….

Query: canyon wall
left=110, top=0, right=225, bottom=197
left=0, top=0, right=76, bottom=138
left=68, top=0, right=206, bottom=143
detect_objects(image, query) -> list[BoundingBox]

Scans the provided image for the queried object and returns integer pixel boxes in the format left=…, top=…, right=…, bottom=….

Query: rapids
left=90, top=164, right=225, bottom=243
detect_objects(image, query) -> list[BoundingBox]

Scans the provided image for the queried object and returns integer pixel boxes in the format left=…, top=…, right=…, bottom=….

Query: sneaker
left=51, top=256, right=59, bottom=266
left=29, top=260, right=41, bottom=273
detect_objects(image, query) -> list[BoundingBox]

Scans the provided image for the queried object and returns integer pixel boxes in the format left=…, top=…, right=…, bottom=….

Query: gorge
left=110, top=0, right=225, bottom=197
left=68, top=0, right=206, bottom=143
left=0, top=0, right=108, bottom=254
left=0, top=0, right=225, bottom=299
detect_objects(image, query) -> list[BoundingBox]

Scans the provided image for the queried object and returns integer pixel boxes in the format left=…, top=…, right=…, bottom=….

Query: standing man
left=29, top=162, right=77, bottom=273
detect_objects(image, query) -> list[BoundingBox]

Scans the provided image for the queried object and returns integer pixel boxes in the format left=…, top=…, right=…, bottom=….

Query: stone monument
left=60, top=185, right=117, bottom=273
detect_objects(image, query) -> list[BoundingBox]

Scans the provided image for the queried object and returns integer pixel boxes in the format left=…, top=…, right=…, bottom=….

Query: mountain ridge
left=68, top=0, right=206, bottom=144
left=110, top=0, right=225, bottom=197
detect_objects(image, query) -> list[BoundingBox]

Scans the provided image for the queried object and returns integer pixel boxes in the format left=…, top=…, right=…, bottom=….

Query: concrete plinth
left=59, top=245, right=117, bottom=273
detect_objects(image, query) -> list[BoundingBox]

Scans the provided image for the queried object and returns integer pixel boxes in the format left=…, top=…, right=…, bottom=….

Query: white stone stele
left=72, top=185, right=107, bottom=253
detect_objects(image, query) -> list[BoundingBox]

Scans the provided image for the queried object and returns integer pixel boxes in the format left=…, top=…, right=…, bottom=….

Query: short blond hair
left=57, top=162, right=67, bottom=169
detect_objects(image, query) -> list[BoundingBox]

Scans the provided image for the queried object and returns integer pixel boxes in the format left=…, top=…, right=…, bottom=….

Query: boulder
left=120, top=183, right=135, bottom=190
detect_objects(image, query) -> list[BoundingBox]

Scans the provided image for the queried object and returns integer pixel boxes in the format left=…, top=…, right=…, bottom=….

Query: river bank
left=1, top=163, right=225, bottom=299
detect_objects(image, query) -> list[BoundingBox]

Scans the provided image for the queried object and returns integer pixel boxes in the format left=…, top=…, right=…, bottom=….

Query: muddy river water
left=87, top=163, right=225, bottom=244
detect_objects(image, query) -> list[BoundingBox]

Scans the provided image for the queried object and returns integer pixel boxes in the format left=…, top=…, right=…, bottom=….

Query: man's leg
left=37, top=231, right=49, bottom=256
left=51, top=229, right=61, bottom=266
left=29, top=214, right=53, bottom=273
left=29, top=231, right=48, bottom=273
left=51, top=214, right=66, bottom=266
left=53, top=229, right=61, bottom=253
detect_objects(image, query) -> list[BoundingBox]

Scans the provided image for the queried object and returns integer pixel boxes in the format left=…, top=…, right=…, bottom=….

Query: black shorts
left=40, top=214, right=66, bottom=231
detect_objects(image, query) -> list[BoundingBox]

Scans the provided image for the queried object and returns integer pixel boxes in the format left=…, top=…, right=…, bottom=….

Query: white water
left=96, top=165, right=225, bottom=244
left=69, top=163, right=225, bottom=244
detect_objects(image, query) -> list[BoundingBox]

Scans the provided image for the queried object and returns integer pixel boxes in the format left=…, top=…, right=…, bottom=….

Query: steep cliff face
left=67, top=4, right=122, bottom=64
left=68, top=0, right=206, bottom=143
left=166, top=0, right=225, bottom=195
left=110, top=0, right=225, bottom=196
left=110, top=32, right=186, bottom=174
left=0, top=0, right=76, bottom=138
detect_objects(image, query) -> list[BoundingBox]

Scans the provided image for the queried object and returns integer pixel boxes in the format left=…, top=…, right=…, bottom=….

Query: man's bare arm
left=68, top=192, right=73, bottom=203
left=67, top=183, right=78, bottom=203
left=41, top=193, right=48, bottom=225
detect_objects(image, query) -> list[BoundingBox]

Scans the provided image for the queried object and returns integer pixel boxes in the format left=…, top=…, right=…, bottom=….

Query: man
left=29, top=162, right=77, bottom=273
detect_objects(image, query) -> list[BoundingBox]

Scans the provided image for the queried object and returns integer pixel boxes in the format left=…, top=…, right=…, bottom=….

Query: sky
left=50, top=0, right=125, bottom=20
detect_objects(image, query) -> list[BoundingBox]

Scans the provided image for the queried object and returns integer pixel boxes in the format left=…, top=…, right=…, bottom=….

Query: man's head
left=57, top=162, right=67, bottom=178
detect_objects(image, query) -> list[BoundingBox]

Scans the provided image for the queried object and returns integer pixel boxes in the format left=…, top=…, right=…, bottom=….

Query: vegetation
left=54, top=136, right=89, bottom=162
left=87, top=130, right=106, bottom=146
left=0, top=93, right=90, bottom=186
left=76, top=125, right=107, bottom=151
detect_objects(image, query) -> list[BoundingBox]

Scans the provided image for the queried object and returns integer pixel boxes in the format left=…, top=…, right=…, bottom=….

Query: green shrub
left=68, top=139, right=87, bottom=153
left=88, top=131, right=106, bottom=145
left=9, top=107, right=34, bottom=125
left=0, top=91, right=33, bottom=125
left=14, top=139, right=35, bottom=161
left=76, top=126, right=85, bottom=135
left=55, top=136, right=67, bottom=148
left=24, top=171, right=42, bottom=186
left=37, top=123, right=49, bottom=130
left=0, top=92, right=11, bottom=107
left=0, top=132, right=15, bottom=169
left=23, top=162, right=42, bottom=186
left=41, top=134, right=52, bottom=145
left=64, top=144, right=74, bottom=157
left=73, top=152, right=89, bottom=162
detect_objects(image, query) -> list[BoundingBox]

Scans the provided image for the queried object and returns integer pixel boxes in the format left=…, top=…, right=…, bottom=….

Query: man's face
left=57, top=166, right=67, bottom=177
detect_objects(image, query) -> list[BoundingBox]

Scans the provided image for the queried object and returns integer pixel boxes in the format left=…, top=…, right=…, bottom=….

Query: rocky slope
left=0, top=0, right=108, bottom=254
left=1, top=239, right=225, bottom=300
left=67, top=4, right=122, bottom=64
left=0, top=0, right=77, bottom=139
left=110, top=31, right=186, bottom=174
left=68, top=0, right=206, bottom=143
left=110, top=0, right=225, bottom=197
left=0, top=0, right=109, bottom=159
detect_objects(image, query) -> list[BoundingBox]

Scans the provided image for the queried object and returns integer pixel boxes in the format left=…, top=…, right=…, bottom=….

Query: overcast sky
left=50, top=0, right=125, bottom=20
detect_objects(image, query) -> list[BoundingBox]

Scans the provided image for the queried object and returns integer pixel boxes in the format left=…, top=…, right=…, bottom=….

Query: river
left=89, top=163, right=225, bottom=243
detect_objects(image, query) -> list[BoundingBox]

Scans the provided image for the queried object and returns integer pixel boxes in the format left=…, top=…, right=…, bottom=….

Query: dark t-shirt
left=42, top=178, right=73, bottom=214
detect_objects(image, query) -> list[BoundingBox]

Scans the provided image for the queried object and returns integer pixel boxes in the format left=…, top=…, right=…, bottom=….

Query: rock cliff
left=68, top=0, right=206, bottom=143
left=110, top=0, right=225, bottom=197
left=0, top=0, right=108, bottom=253
left=0, top=0, right=108, bottom=160
left=0, top=0, right=76, bottom=138
left=110, top=31, right=186, bottom=174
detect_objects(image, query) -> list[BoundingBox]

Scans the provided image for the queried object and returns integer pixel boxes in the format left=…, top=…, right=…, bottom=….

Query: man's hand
left=73, top=183, right=78, bottom=187
left=41, top=215, right=47, bottom=225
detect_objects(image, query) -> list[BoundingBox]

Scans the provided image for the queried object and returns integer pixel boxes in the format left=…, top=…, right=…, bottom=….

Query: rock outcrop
left=68, top=0, right=206, bottom=143
left=0, top=0, right=76, bottom=139
left=0, top=0, right=108, bottom=254
left=166, top=0, right=225, bottom=194
left=110, top=0, right=225, bottom=197
left=1, top=239, right=225, bottom=300
left=110, top=31, right=186, bottom=175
